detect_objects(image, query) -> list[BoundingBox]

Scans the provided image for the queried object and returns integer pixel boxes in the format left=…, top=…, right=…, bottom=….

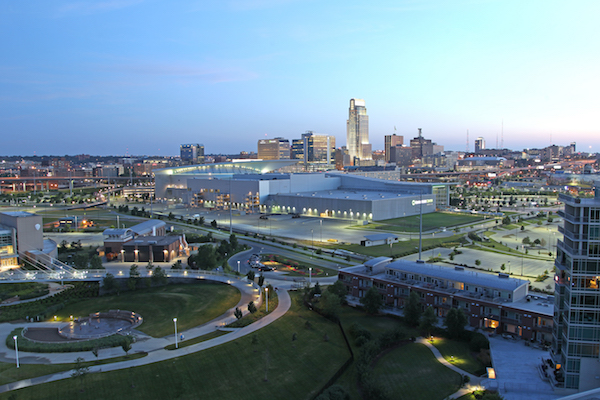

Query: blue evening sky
left=1, top=0, right=598, bottom=156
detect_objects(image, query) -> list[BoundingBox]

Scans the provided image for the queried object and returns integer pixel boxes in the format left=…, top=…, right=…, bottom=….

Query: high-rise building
left=409, top=129, right=433, bottom=160
left=474, top=137, right=485, bottom=153
left=180, top=144, right=204, bottom=164
left=553, top=187, right=600, bottom=391
left=384, top=134, right=404, bottom=163
left=301, top=131, right=335, bottom=165
left=346, top=99, right=370, bottom=162
left=257, top=138, right=290, bottom=160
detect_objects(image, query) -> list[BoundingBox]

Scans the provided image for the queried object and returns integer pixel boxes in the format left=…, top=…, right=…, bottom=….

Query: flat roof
left=277, top=189, right=418, bottom=201
left=130, top=220, right=167, bottom=236
left=0, top=211, right=36, bottom=217
left=123, top=236, right=181, bottom=247
left=387, top=260, right=528, bottom=291
left=364, top=234, right=398, bottom=241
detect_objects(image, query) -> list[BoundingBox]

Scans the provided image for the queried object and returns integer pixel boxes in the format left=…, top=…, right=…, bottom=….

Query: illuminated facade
left=257, top=138, right=290, bottom=160
left=346, top=99, right=370, bottom=161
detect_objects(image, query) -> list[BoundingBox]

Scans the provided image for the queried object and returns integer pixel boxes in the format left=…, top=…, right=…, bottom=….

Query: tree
left=445, top=308, right=468, bottom=339
left=90, top=254, right=103, bottom=269
left=71, top=357, right=90, bottom=389
left=247, top=270, right=255, bottom=281
left=151, top=266, right=167, bottom=286
left=127, top=264, right=140, bottom=291
left=327, top=281, right=348, bottom=303
left=234, top=307, right=243, bottom=319
left=91, top=347, right=99, bottom=361
left=522, top=236, right=531, bottom=245
left=520, top=225, right=525, bottom=231
left=502, top=216, right=511, bottom=225
left=229, top=233, right=238, bottom=250
left=194, top=245, right=218, bottom=270
left=312, top=281, right=322, bottom=296
left=102, top=273, right=116, bottom=292
left=475, top=259, right=481, bottom=266
left=171, top=260, right=183, bottom=270
left=257, top=274, right=265, bottom=287
left=404, top=291, right=422, bottom=327
left=248, top=301, right=257, bottom=313
left=419, top=306, right=438, bottom=336
left=122, top=340, right=132, bottom=355
left=320, top=290, right=342, bottom=320
left=211, top=219, right=217, bottom=228
left=360, top=287, right=383, bottom=315
left=73, top=253, right=89, bottom=269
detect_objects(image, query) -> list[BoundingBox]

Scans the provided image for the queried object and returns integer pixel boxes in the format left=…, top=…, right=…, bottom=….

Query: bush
left=469, top=332, right=490, bottom=352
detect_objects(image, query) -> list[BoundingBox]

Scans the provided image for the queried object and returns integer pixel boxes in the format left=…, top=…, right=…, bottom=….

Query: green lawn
left=54, top=282, right=241, bottom=337
left=0, top=353, right=146, bottom=387
left=372, top=343, right=462, bottom=400
left=339, top=234, right=465, bottom=258
left=227, top=290, right=279, bottom=328
left=431, top=337, right=488, bottom=376
left=366, top=212, right=486, bottom=233
left=1, top=292, right=350, bottom=400
left=164, top=330, right=229, bottom=350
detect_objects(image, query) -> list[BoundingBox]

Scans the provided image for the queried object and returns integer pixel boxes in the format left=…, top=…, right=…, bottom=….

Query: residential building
left=180, top=144, right=205, bottom=164
left=258, top=138, right=290, bottom=160
left=346, top=99, right=370, bottom=161
left=553, top=187, right=600, bottom=391
left=339, top=258, right=553, bottom=341
left=384, top=134, right=404, bottom=163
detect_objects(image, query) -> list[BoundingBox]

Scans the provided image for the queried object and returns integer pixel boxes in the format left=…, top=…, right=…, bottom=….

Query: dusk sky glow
left=2, top=0, right=599, bottom=156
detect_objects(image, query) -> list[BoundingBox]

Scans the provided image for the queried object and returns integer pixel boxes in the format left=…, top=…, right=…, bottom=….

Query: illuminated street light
left=13, top=335, right=19, bottom=368
left=173, top=318, right=178, bottom=349
left=265, top=287, right=269, bottom=313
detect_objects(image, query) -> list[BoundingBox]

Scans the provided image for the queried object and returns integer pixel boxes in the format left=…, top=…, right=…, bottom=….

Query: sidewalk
left=0, top=289, right=291, bottom=394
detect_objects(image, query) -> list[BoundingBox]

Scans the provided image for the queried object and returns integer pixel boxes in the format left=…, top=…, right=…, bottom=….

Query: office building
left=409, top=129, right=434, bottom=160
left=257, top=138, right=290, bottom=160
left=346, top=99, right=371, bottom=162
left=180, top=144, right=205, bottom=164
left=301, top=131, right=336, bottom=165
left=475, top=137, right=485, bottom=153
left=552, top=187, right=600, bottom=391
left=384, top=134, right=404, bottom=163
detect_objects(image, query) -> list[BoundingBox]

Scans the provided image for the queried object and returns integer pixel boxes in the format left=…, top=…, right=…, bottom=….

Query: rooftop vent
left=498, top=273, right=509, bottom=279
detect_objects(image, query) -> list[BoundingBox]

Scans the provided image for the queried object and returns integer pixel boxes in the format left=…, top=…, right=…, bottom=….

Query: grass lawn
left=0, top=353, right=147, bottom=387
left=431, top=337, right=488, bottom=376
left=164, top=330, right=230, bottom=350
left=365, top=212, right=486, bottom=233
left=227, top=290, right=279, bottom=328
left=54, top=282, right=241, bottom=337
left=339, top=234, right=465, bottom=258
left=1, top=292, right=350, bottom=400
left=372, top=343, right=462, bottom=400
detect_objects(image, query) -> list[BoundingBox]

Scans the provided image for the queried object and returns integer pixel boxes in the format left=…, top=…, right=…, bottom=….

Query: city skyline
left=1, top=0, right=599, bottom=156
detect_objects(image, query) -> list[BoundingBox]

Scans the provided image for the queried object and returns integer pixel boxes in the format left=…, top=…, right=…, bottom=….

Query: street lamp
left=13, top=335, right=19, bottom=368
left=311, top=229, right=314, bottom=257
left=320, top=219, right=322, bottom=243
left=265, top=287, right=269, bottom=313
left=309, top=267, right=312, bottom=287
left=173, top=318, right=178, bottom=349
left=237, top=260, right=240, bottom=273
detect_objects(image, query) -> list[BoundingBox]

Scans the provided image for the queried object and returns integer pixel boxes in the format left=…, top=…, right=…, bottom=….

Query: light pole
left=508, top=261, right=511, bottom=274
left=13, top=335, right=19, bottom=368
left=309, top=267, right=312, bottom=287
left=265, top=287, right=269, bottom=313
left=173, top=318, right=178, bottom=349
left=320, top=219, right=322, bottom=243
left=311, top=229, right=314, bottom=258
left=237, top=260, right=240, bottom=273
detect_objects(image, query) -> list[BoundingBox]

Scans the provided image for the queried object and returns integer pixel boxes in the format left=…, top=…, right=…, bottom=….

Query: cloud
left=57, top=0, right=143, bottom=16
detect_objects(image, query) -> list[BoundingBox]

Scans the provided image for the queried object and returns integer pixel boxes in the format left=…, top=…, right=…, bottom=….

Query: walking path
left=0, top=288, right=291, bottom=394
left=416, top=338, right=484, bottom=399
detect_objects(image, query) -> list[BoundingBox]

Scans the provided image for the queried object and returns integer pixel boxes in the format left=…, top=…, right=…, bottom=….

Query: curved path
left=416, top=337, right=484, bottom=399
left=0, top=287, right=291, bottom=394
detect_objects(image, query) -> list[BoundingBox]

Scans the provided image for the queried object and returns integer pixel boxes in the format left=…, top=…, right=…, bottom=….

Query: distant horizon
left=2, top=1, right=598, bottom=156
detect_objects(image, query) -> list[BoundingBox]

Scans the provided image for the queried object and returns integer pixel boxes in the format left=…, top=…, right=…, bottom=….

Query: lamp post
left=265, top=287, right=269, bottom=313
left=13, top=335, right=19, bottom=368
left=309, top=267, right=312, bottom=287
left=320, top=219, right=322, bottom=243
left=311, top=229, right=314, bottom=258
left=237, top=260, right=240, bottom=273
left=173, top=318, right=178, bottom=349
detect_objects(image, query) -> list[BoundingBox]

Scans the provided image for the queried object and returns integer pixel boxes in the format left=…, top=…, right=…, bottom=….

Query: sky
left=1, top=0, right=599, bottom=157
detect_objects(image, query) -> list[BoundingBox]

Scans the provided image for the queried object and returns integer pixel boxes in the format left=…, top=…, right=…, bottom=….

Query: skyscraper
left=553, top=187, right=600, bottom=391
left=384, top=133, right=404, bottom=163
left=257, top=137, right=290, bottom=160
left=346, top=99, right=370, bottom=162
left=474, top=137, right=485, bottom=153
left=180, top=144, right=204, bottom=164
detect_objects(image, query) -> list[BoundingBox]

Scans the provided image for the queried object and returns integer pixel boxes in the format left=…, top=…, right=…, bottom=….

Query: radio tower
left=500, top=120, right=504, bottom=149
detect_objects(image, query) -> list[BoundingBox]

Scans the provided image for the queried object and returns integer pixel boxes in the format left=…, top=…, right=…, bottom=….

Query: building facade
left=258, top=138, right=291, bottom=160
left=346, top=98, right=370, bottom=161
left=475, top=137, right=486, bottom=153
left=553, top=188, right=600, bottom=391
left=180, top=144, right=205, bottom=164
left=384, top=134, right=404, bottom=163
left=339, top=258, right=553, bottom=341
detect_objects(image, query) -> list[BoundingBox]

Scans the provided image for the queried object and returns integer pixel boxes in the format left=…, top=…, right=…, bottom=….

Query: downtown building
left=180, top=144, right=205, bottom=165
left=257, top=138, right=291, bottom=160
left=346, top=98, right=371, bottom=163
left=552, top=187, right=600, bottom=392
left=291, top=131, right=336, bottom=168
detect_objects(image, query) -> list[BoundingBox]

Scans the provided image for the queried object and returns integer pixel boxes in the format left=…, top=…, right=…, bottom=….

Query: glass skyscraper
left=346, top=98, right=370, bottom=161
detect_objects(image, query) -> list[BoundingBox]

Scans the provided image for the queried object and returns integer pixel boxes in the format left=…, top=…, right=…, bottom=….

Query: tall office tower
left=291, top=139, right=304, bottom=160
left=384, top=134, right=404, bottom=163
left=553, top=187, right=600, bottom=391
left=474, top=137, right=485, bottom=153
left=257, top=137, right=290, bottom=160
left=180, top=144, right=204, bottom=164
left=409, top=129, right=433, bottom=160
left=346, top=98, right=370, bottom=162
left=302, top=131, right=336, bottom=165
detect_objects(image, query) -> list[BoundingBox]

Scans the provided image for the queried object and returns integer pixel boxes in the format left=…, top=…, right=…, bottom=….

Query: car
left=258, top=265, right=273, bottom=272
left=259, top=215, right=268, bottom=219
left=291, top=213, right=301, bottom=218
